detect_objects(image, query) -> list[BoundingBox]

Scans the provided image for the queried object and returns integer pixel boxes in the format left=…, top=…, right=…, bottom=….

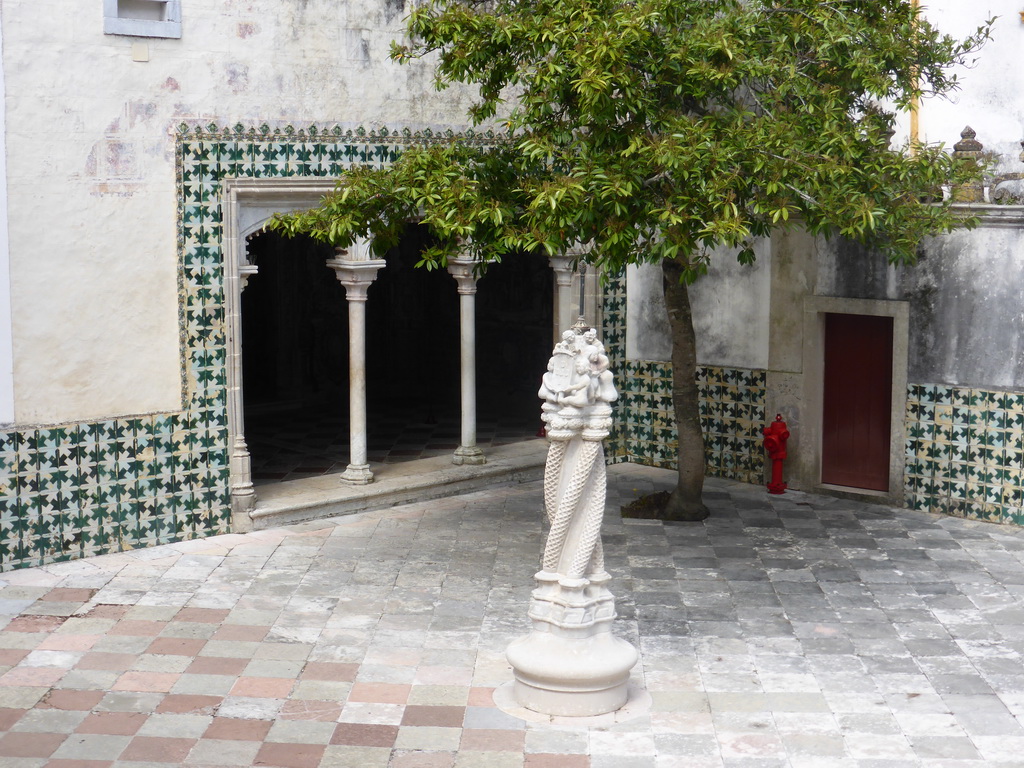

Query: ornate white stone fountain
left=506, top=324, right=638, bottom=716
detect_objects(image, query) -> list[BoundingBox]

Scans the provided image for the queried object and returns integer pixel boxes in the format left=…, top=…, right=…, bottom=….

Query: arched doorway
left=475, top=252, right=554, bottom=434
left=241, top=231, right=349, bottom=483
left=237, top=212, right=553, bottom=489
left=364, top=224, right=462, bottom=456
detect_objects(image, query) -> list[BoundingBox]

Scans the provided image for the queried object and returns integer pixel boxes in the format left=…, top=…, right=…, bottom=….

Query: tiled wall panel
left=905, top=384, right=1024, bottom=526
left=614, top=362, right=768, bottom=485
left=0, top=125, right=494, bottom=572
left=600, top=270, right=767, bottom=483
left=1, top=126, right=1022, bottom=571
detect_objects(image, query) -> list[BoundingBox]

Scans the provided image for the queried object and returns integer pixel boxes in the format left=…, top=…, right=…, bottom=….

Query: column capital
left=446, top=256, right=479, bottom=295
left=335, top=236, right=374, bottom=261
left=565, top=240, right=589, bottom=258
left=548, top=255, right=574, bottom=287
left=239, top=264, right=258, bottom=292
left=327, top=258, right=387, bottom=301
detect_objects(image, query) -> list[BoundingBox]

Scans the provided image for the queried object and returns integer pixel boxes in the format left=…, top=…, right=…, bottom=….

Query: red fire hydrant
left=762, top=414, right=790, bottom=495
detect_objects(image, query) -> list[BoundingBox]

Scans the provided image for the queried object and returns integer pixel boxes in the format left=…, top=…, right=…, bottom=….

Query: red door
left=821, top=313, right=893, bottom=491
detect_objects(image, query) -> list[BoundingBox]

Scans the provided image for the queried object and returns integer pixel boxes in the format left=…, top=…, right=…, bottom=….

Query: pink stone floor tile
left=0, top=708, right=25, bottom=729
left=204, top=717, right=274, bottom=741
left=112, top=671, right=181, bottom=692
left=301, top=661, right=359, bottom=681
left=83, top=605, right=129, bottom=619
left=329, top=723, right=400, bottom=748
left=6, top=616, right=65, bottom=633
left=253, top=741, right=326, bottom=768
left=47, top=760, right=114, bottom=768
left=156, top=694, right=221, bottom=715
left=525, top=755, right=591, bottom=768
left=41, top=589, right=97, bottom=603
left=401, top=705, right=466, bottom=727
left=0, top=648, right=29, bottom=665
left=186, top=656, right=248, bottom=675
left=467, top=687, right=495, bottom=706
left=0, top=666, right=67, bottom=686
left=39, top=690, right=106, bottom=711
left=348, top=682, right=412, bottom=704
left=76, top=711, right=148, bottom=736
left=37, top=634, right=100, bottom=652
left=175, top=607, right=230, bottom=623
left=279, top=699, right=344, bottom=722
left=0, top=731, right=67, bottom=758
left=460, top=729, right=527, bottom=751
left=120, top=736, right=196, bottom=763
left=146, top=637, right=207, bottom=656
left=230, top=676, right=295, bottom=698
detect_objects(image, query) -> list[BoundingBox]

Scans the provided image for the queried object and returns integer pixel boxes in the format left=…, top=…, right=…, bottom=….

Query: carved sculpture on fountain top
left=506, top=324, right=638, bottom=717
left=536, top=328, right=617, bottom=584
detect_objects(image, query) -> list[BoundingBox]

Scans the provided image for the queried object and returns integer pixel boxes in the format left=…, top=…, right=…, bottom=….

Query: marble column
left=447, top=256, right=486, bottom=466
left=227, top=256, right=259, bottom=526
left=327, top=242, right=386, bottom=485
left=548, top=255, right=574, bottom=335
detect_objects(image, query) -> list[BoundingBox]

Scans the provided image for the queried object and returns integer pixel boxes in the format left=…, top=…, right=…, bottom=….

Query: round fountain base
left=506, top=629, right=638, bottom=717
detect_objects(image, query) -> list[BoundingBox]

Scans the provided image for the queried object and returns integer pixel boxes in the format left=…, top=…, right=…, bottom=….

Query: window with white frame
left=104, top=0, right=181, bottom=39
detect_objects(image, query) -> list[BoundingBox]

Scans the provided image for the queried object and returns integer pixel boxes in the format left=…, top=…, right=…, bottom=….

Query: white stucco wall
left=908, top=2, right=1024, bottom=171
left=0, top=10, right=13, bottom=427
left=0, top=0, right=477, bottom=425
left=626, top=239, right=772, bottom=370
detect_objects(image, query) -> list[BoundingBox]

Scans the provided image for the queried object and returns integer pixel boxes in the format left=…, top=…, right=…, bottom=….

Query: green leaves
left=271, top=0, right=990, bottom=275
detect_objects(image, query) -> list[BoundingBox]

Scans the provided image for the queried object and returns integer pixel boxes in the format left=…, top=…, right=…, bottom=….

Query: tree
left=271, top=0, right=990, bottom=521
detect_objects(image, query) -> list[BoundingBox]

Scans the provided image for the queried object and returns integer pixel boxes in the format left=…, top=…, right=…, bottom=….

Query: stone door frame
left=220, top=177, right=587, bottom=525
left=221, top=177, right=338, bottom=521
left=800, top=296, right=910, bottom=504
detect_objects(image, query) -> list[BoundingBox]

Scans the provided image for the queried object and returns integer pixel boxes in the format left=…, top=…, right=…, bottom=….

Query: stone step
left=245, top=439, right=548, bottom=530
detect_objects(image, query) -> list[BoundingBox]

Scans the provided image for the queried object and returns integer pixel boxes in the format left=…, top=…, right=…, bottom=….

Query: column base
left=230, top=488, right=257, bottom=533
left=452, top=446, right=486, bottom=466
left=506, top=629, right=637, bottom=716
left=340, top=464, right=374, bottom=485
left=507, top=573, right=638, bottom=717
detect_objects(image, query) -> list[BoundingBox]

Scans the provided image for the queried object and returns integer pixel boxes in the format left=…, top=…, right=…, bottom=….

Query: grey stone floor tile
left=8, top=469, right=1024, bottom=766
left=97, top=691, right=165, bottom=712
left=51, top=733, right=132, bottom=760
left=9, top=708, right=89, bottom=732
left=138, top=712, right=213, bottom=737
left=171, top=672, right=236, bottom=695
left=184, top=738, right=263, bottom=765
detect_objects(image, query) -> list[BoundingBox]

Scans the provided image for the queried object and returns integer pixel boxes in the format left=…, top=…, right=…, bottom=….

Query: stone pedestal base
left=506, top=572, right=637, bottom=717
left=452, top=446, right=486, bottom=465
left=507, top=629, right=637, bottom=716
left=340, top=464, right=374, bottom=485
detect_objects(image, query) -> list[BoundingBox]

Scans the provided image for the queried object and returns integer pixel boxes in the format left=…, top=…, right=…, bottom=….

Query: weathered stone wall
left=625, top=239, right=772, bottom=371
left=815, top=213, right=1024, bottom=390
left=1, top=0, right=476, bottom=425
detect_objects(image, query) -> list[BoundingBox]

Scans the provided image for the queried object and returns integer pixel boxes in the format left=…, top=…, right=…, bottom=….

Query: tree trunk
left=661, top=259, right=709, bottom=521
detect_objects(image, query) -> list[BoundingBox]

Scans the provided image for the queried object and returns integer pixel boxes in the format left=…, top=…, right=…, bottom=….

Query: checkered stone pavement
left=3, top=463, right=1024, bottom=767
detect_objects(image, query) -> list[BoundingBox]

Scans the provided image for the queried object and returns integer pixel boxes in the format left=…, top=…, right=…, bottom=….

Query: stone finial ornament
left=506, top=326, right=638, bottom=717
left=953, top=125, right=983, bottom=155
left=951, top=126, right=985, bottom=203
